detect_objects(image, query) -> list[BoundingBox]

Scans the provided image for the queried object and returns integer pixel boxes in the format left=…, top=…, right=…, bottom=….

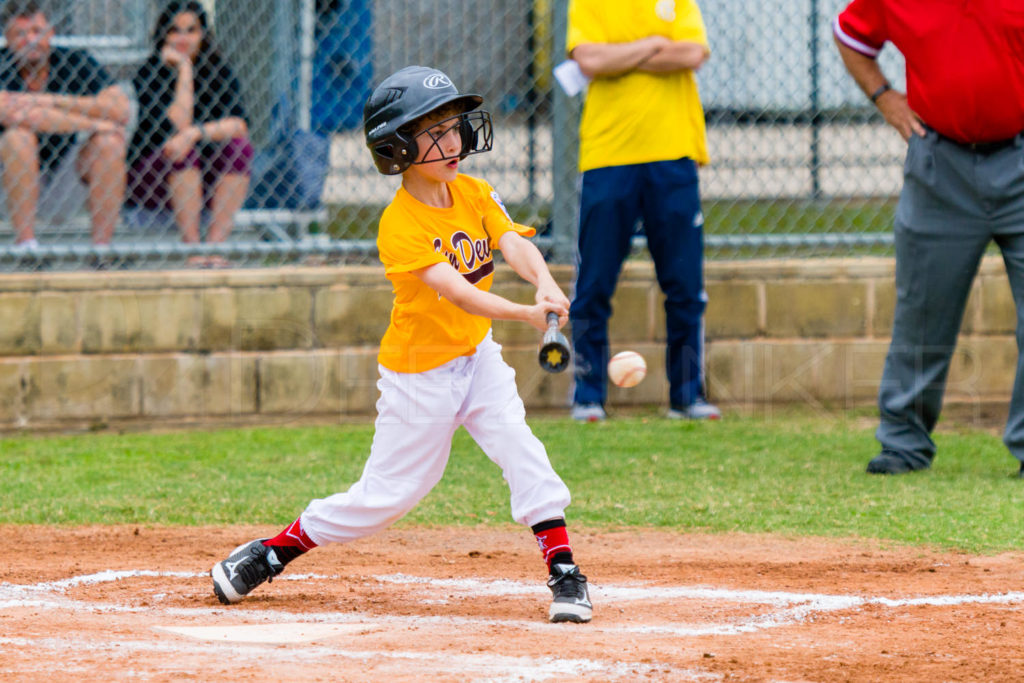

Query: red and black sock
left=263, top=518, right=317, bottom=566
left=531, top=518, right=574, bottom=572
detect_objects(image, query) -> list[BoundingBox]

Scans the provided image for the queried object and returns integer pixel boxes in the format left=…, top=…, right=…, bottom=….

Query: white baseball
left=608, top=351, right=646, bottom=388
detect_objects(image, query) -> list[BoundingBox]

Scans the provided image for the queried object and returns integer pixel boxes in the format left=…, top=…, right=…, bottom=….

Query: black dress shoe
left=1017, top=462, right=1024, bottom=479
left=866, top=449, right=931, bottom=475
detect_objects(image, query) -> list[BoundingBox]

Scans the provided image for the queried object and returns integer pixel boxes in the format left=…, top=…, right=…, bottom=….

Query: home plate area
left=3, top=526, right=1024, bottom=681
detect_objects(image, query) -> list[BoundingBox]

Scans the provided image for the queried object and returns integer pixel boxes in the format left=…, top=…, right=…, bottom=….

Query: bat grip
left=546, top=311, right=559, bottom=329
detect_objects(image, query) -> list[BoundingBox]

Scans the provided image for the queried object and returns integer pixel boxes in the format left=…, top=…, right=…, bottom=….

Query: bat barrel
left=539, top=312, right=570, bottom=373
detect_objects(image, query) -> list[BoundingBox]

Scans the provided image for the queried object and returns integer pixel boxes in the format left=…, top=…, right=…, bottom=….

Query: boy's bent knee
left=85, top=130, right=127, bottom=160
left=0, top=128, right=39, bottom=157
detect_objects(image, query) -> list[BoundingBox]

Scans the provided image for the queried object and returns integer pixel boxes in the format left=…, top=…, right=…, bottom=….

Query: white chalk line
left=3, top=569, right=1023, bottom=681
left=4, top=569, right=1023, bottom=628
left=0, top=635, right=718, bottom=683
left=0, top=570, right=721, bottom=682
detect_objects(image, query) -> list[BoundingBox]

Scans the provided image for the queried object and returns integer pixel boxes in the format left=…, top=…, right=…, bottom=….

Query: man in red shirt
left=834, top=0, right=1024, bottom=476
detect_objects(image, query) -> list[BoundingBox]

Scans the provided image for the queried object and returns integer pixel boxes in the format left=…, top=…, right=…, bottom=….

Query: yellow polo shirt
left=376, top=174, right=535, bottom=373
left=567, top=0, right=710, bottom=172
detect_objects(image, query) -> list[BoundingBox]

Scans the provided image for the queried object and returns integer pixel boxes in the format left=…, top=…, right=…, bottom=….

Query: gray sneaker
left=571, top=403, right=606, bottom=422
left=667, top=398, right=721, bottom=420
left=211, top=538, right=284, bottom=604
left=547, top=563, right=593, bottom=623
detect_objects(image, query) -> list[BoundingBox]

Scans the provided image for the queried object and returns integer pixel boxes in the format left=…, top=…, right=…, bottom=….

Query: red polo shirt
left=834, top=0, right=1024, bottom=144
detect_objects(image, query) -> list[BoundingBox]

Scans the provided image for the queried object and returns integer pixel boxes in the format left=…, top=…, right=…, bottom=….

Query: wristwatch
left=870, top=83, right=892, bottom=104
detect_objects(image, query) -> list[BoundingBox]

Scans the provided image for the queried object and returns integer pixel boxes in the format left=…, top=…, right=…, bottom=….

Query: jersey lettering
left=434, top=230, right=493, bottom=284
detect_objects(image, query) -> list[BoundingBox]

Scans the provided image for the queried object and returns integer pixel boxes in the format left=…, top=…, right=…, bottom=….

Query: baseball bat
left=538, top=311, right=571, bottom=373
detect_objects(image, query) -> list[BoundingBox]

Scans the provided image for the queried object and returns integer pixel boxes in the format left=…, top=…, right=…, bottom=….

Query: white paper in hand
left=553, top=60, right=590, bottom=97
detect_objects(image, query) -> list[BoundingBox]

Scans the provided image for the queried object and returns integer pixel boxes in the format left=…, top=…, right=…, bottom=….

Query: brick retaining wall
left=0, top=257, right=1015, bottom=430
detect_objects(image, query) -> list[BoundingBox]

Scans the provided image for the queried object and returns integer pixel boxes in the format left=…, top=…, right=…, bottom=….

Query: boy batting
left=211, top=66, right=593, bottom=624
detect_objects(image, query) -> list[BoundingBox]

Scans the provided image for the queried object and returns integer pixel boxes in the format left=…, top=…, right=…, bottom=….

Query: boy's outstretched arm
left=413, top=259, right=566, bottom=333
left=497, top=231, right=571, bottom=326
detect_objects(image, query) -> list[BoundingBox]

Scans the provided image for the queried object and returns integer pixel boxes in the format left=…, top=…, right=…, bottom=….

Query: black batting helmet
left=363, top=66, right=492, bottom=175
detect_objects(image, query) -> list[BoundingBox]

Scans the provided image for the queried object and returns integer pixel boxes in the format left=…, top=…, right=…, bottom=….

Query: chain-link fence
left=0, top=0, right=331, bottom=270
left=0, top=0, right=904, bottom=271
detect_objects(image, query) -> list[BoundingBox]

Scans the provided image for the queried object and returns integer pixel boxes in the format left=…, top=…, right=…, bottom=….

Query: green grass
left=704, top=197, right=897, bottom=235
left=3, top=408, right=1023, bottom=554
left=323, top=199, right=902, bottom=261
left=323, top=199, right=898, bottom=243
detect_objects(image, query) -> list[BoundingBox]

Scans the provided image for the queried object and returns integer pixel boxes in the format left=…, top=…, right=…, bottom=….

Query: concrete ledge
left=0, top=255, right=1015, bottom=429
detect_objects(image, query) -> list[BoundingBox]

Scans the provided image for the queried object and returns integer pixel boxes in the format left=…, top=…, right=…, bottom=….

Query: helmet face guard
left=409, top=110, right=494, bottom=166
left=369, top=110, right=493, bottom=175
left=363, top=66, right=490, bottom=175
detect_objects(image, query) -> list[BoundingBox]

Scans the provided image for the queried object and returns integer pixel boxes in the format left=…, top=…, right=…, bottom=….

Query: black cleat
left=866, top=449, right=931, bottom=475
left=211, top=538, right=283, bottom=604
left=547, top=563, right=592, bottom=623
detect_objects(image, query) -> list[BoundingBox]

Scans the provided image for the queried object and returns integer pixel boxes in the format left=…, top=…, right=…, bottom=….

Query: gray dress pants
left=878, top=129, right=1024, bottom=464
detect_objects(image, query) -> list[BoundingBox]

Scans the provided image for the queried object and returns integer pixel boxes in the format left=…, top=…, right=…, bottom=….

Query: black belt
left=935, top=131, right=1020, bottom=155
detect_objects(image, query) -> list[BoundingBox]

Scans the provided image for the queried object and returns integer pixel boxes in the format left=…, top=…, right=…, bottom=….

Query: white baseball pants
left=300, top=333, right=571, bottom=546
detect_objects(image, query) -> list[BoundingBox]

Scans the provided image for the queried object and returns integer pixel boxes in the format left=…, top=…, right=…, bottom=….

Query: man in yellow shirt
left=211, top=66, right=592, bottom=624
left=568, top=0, right=720, bottom=422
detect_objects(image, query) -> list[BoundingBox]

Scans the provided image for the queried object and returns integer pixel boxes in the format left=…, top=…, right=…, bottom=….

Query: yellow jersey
left=567, top=0, right=710, bottom=172
left=376, top=174, right=535, bottom=373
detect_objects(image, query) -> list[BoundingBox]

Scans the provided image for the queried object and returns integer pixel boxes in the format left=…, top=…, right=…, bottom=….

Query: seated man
left=0, top=1, right=129, bottom=248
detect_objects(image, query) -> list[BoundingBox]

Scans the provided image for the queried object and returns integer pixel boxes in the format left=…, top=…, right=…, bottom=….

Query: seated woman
left=127, top=0, right=252, bottom=267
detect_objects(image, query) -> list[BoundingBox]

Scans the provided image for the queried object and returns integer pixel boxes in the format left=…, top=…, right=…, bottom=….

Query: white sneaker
left=571, top=403, right=606, bottom=422
left=667, top=398, right=721, bottom=420
left=547, top=563, right=592, bottom=623
left=12, top=238, right=39, bottom=253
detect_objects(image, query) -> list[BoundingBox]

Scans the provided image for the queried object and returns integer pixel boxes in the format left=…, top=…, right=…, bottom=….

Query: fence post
left=298, top=0, right=315, bottom=131
left=809, top=0, right=822, bottom=200
left=526, top=1, right=538, bottom=204
left=550, top=0, right=579, bottom=264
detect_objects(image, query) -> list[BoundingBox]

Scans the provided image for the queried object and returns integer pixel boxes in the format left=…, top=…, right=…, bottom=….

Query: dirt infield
left=2, top=525, right=1022, bottom=682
